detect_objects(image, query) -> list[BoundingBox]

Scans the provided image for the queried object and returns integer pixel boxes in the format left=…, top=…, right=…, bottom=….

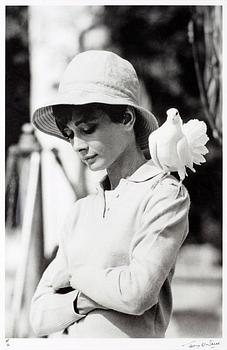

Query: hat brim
left=32, top=90, right=159, bottom=151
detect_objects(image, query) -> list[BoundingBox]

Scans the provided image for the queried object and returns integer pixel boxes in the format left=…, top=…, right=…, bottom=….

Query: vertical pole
left=11, top=152, right=40, bottom=337
left=8, top=124, right=44, bottom=337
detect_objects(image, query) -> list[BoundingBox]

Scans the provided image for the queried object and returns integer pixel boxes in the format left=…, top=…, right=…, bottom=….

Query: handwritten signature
left=182, top=339, right=221, bottom=349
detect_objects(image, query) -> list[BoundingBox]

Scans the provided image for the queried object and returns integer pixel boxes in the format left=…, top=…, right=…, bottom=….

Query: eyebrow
left=73, top=117, right=99, bottom=127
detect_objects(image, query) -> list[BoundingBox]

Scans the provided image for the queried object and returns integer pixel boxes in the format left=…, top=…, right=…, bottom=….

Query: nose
left=72, top=135, right=89, bottom=153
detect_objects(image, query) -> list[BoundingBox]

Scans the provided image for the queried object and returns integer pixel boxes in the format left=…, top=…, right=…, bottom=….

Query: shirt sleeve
left=30, top=201, right=87, bottom=337
left=30, top=199, right=107, bottom=336
left=70, top=178, right=190, bottom=316
left=29, top=243, right=85, bottom=337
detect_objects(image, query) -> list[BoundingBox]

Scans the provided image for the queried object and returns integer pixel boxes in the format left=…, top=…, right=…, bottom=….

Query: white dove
left=148, top=108, right=209, bottom=185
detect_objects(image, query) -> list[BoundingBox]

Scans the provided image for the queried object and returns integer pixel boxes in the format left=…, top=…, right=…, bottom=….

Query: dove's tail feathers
left=193, top=145, right=209, bottom=155
left=191, top=153, right=206, bottom=164
left=189, top=166, right=196, bottom=173
left=182, top=119, right=209, bottom=167
left=183, top=120, right=209, bottom=143
left=177, top=167, right=187, bottom=181
left=193, top=134, right=209, bottom=147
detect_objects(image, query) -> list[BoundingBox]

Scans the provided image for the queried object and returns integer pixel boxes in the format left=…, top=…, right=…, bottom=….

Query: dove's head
left=166, top=108, right=182, bottom=125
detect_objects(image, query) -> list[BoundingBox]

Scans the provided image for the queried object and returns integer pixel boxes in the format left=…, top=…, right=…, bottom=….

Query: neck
left=107, top=144, right=146, bottom=190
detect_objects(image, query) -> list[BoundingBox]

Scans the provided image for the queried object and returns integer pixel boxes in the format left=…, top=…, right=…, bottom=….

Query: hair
left=52, top=103, right=142, bottom=144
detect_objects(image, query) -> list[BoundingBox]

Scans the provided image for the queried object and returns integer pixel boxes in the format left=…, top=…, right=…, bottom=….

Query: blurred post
left=6, top=124, right=44, bottom=337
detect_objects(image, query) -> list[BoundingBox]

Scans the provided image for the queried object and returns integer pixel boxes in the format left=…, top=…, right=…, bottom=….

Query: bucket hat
left=32, top=50, right=159, bottom=151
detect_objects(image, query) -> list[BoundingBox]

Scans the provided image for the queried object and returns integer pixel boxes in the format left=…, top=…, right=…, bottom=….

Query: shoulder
left=143, top=174, right=190, bottom=210
left=155, top=174, right=189, bottom=195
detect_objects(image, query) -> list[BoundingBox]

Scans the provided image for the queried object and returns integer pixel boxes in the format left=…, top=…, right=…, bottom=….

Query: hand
left=76, top=292, right=108, bottom=315
left=51, top=271, right=72, bottom=291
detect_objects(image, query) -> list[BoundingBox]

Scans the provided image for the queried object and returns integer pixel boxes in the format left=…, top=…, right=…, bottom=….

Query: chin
left=86, top=160, right=107, bottom=171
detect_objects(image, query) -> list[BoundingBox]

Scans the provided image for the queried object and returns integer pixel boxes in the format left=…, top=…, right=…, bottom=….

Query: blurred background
left=5, top=5, right=222, bottom=338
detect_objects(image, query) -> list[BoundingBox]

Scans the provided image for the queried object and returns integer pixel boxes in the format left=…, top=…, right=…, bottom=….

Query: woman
left=30, top=50, right=190, bottom=338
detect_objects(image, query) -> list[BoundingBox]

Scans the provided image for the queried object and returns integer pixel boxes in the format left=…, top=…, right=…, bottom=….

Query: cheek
left=88, top=128, right=127, bottom=158
left=88, top=140, right=106, bottom=154
left=88, top=133, right=114, bottom=153
left=100, top=134, right=123, bottom=156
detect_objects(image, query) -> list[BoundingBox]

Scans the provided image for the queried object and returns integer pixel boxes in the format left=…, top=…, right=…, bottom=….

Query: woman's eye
left=62, top=128, right=74, bottom=139
left=80, top=125, right=96, bottom=134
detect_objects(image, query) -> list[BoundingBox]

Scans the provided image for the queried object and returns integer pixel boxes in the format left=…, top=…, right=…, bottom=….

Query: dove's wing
left=148, top=131, right=163, bottom=170
left=182, top=119, right=209, bottom=166
left=177, top=137, right=195, bottom=178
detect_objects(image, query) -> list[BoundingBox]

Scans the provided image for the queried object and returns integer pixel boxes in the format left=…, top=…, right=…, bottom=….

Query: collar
left=127, top=160, right=163, bottom=182
left=98, top=160, right=163, bottom=191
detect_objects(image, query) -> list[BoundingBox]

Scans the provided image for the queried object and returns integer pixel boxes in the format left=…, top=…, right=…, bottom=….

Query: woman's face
left=62, top=108, right=133, bottom=171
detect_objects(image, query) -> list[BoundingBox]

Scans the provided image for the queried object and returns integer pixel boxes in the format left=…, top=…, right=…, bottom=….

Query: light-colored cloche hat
left=32, top=50, right=158, bottom=151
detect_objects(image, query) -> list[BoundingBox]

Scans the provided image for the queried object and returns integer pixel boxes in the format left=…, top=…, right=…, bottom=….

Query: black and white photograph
left=3, top=1, right=224, bottom=349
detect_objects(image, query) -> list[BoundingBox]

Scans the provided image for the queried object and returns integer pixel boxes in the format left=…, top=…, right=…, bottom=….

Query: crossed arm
left=30, top=243, right=105, bottom=336
left=30, top=180, right=190, bottom=337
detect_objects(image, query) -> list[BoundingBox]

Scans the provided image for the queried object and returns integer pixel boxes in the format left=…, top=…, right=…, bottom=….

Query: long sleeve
left=30, top=245, right=84, bottom=337
left=70, top=179, right=190, bottom=316
left=30, top=200, right=107, bottom=337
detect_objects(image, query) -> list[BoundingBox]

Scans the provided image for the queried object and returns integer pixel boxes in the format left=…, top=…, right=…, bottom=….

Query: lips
left=82, top=154, right=97, bottom=162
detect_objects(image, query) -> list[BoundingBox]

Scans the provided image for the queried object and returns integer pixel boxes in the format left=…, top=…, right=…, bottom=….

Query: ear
left=122, top=107, right=136, bottom=130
